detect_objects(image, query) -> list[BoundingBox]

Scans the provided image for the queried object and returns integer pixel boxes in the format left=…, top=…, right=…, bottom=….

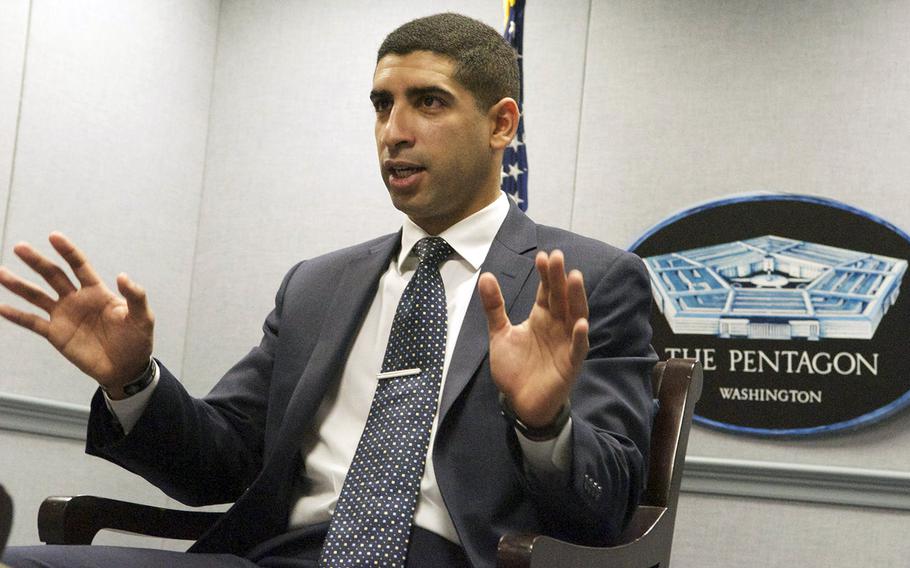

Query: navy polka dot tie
left=320, top=237, right=454, bottom=567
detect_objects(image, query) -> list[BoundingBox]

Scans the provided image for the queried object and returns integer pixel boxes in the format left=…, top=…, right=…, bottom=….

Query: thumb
left=478, top=272, right=509, bottom=336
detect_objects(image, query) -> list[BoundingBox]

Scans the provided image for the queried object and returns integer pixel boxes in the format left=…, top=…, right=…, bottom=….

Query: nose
left=379, top=106, right=415, bottom=150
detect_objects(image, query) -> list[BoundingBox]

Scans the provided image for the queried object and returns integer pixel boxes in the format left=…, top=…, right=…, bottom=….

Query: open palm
left=479, top=250, right=589, bottom=428
left=0, top=232, right=154, bottom=392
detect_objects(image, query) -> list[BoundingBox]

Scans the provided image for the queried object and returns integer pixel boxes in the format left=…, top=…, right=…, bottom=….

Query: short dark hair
left=377, top=13, right=520, bottom=110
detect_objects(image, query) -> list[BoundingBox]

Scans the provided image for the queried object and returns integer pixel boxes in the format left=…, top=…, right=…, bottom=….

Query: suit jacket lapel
left=267, top=233, right=400, bottom=468
left=265, top=204, right=537, bottom=466
left=198, top=234, right=401, bottom=554
left=438, top=203, right=538, bottom=422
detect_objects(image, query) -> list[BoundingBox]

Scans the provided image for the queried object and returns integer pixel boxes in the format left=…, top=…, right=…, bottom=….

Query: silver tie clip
left=377, top=368, right=422, bottom=380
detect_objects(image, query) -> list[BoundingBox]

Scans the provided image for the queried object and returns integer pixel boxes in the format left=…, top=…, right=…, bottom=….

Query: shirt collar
left=397, top=192, right=511, bottom=273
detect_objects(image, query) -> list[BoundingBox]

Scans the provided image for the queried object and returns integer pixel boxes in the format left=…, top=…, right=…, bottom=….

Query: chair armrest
left=38, top=495, right=222, bottom=545
left=1, top=483, right=12, bottom=553
left=497, top=505, right=671, bottom=568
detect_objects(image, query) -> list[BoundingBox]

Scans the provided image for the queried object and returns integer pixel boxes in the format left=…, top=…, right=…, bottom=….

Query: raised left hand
left=478, top=250, right=589, bottom=428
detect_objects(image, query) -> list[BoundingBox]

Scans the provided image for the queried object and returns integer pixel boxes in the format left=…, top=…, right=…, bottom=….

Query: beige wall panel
left=0, top=0, right=219, bottom=403
left=573, top=0, right=910, bottom=249
left=515, top=0, right=590, bottom=229
left=0, top=0, right=30, bottom=255
left=672, top=493, right=910, bottom=566
left=182, top=1, right=587, bottom=391
left=688, top=410, right=910, bottom=471
left=572, top=0, right=910, bottom=470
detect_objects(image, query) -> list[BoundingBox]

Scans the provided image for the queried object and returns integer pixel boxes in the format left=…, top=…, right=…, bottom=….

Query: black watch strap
left=499, top=392, right=570, bottom=441
left=102, top=358, right=155, bottom=398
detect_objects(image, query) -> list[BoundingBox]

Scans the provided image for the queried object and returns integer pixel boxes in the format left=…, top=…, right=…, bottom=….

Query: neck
left=412, top=191, right=501, bottom=235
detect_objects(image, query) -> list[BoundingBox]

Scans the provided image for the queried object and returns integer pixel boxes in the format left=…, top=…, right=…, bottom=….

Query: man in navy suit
left=1, top=13, right=655, bottom=568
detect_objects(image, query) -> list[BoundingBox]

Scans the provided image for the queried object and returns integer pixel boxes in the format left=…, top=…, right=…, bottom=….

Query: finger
left=570, top=317, right=590, bottom=371
left=49, top=232, right=102, bottom=287
left=547, top=250, right=568, bottom=320
left=117, top=273, right=152, bottom=324
left=0, top=266, right=56, bottom=313
left=534, top=251, right=550, bottom=308
left=478, top=272, right=510, bottom=335
left=567, top=269, right=589, bottom=322
left=13, top=242, right=77, bottom=297
left=0, top=304, right=50, bottom=337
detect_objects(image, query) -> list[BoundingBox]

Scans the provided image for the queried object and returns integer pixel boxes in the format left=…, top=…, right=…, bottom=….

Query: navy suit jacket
left=86, top=203, right=657, bottom=568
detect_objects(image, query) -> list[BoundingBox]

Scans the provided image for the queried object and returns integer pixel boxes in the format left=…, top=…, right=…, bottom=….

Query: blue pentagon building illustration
left=644, top=235, right=907, bottom=340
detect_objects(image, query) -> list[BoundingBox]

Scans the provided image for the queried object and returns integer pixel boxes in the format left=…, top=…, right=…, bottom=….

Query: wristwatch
left=101, top=358, right=155, bottom=398
left=499, top=392, right=570, bottom=441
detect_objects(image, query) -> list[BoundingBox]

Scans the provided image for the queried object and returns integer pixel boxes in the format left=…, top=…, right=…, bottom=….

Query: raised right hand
left=0, top=232, right=154, bottom=397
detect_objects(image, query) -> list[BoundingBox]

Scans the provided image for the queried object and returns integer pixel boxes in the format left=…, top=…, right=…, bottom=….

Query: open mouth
left=389, top=166, right=424, bottom=179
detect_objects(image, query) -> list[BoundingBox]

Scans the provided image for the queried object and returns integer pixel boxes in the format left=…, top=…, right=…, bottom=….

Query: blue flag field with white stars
left=501, top=0, right=528, bottom=211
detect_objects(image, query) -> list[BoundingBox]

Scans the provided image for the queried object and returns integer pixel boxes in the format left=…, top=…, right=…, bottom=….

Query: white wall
left=0, top=0, right=221, bottom=548
left=0, top=0, right=29, bottom=232
left=575, top=0, right=910, bottom=249
left=674, top=493, right=910, bottom=566
left=575, top=0, right=910, bottom=473
left=572, top=3, right=910, bottom=563
left=0, top=0, right=220, bottom=402
left=2, top=0, right=909, bottom=564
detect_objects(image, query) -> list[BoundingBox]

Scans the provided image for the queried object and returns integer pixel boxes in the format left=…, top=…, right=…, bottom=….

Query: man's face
left=371, top=51, right=500, bottom=235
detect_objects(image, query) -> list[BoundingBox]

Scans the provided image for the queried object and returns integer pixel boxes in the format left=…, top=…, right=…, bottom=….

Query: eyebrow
left=405, top=86, right=454, bottom=100
left=369, top=85, right=455, bottom=105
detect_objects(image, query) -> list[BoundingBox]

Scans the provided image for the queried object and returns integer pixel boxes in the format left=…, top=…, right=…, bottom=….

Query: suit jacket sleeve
left=85, top=261, right=304, bottom=507
left=518, top=250, right=657, bottom=545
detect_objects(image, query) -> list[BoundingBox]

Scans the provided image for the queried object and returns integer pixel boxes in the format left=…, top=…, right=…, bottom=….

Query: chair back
left=496, top=358, right=703, bottom=567
left=0, top=483, right=12, bottom=555
left=644, top=358, right=702, bottom=511
left=612, top=358, right=702, bottom=564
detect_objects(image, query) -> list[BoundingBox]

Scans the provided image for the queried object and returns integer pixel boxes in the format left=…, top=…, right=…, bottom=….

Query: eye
left=373, top=99, right=391, bottom=113
left=420, top=95, right=444, bottom=109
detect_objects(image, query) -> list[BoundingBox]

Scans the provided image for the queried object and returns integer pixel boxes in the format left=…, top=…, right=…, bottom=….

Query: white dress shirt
left=106, top=192, right=570, bottom=546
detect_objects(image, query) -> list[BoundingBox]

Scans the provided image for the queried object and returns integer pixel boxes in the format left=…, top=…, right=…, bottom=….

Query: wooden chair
left=38, top=495, right=220, bottom=545
left=39, top=359, right=702, bottom=568
left=497, top=358, right=703, bottom=568
left=1, top=483, right=13, bottom=555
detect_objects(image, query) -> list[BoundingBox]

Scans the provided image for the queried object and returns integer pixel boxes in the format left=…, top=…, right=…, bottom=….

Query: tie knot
left=414, top=237, right=454, bottom=267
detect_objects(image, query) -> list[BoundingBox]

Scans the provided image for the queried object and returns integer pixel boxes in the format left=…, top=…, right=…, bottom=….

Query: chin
left=388, top=188, right=424, bottom=212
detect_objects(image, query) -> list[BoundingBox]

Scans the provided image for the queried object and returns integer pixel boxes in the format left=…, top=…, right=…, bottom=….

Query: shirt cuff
left=102, top=360, right=160, bottom=435
left=516, top=416, right=572, bottom=474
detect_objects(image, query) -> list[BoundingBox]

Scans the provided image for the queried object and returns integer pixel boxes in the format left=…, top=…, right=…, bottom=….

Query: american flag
left=501, top=0, right=528, bottom=211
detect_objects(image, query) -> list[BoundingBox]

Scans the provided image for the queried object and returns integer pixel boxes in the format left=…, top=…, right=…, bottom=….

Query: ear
left=488, top=98, right=520, bottom=150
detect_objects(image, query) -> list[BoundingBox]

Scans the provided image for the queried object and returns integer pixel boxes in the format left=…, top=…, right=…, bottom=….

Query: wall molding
left=682, top=456, right=910, bottom=511
left=0, top=392, right=89, bottom=441
left=3, top=392, right=910, bottom=511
